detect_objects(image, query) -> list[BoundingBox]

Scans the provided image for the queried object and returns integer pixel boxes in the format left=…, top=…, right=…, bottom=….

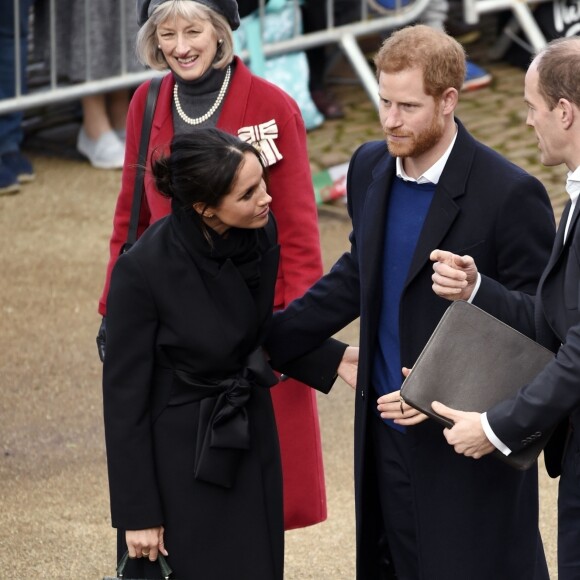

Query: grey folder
left=400, top=300, right=555, bottom=470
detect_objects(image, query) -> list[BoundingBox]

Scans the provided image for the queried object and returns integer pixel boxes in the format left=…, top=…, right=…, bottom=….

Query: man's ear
left=559, top=98, right=576, bottom=130
left=441, top=87, right=459, bottom=115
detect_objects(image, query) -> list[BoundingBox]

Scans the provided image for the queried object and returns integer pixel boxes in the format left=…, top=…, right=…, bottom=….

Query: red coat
left=99, top=58, right=326, bottom=530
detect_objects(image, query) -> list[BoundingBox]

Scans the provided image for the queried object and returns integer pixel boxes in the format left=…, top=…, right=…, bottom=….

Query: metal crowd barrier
left=0, top=0, right=432, bottom=116
left=463, top=0, right=552, bottom=57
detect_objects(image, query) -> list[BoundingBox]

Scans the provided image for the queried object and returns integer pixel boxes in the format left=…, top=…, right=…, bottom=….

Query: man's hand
left=432, top=401, right=495, bottom=458
left=96, top=317, right=106, bottom=362
left=377, top=368, right=429, bottom=426
left=338, top=346, right=358, bottom=390
left=430, top=250, right=478, bottom=301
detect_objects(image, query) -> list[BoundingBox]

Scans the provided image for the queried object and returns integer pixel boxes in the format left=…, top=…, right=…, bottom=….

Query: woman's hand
left=126, top=526, right=168, bottom=561
left=338, top=346, right=359, bottom=390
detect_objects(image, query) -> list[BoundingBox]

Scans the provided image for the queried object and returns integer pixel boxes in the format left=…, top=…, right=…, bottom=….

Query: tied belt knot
left=205, top=374, right=252, bottom=451
left=171, top=348, right=278, bottom=488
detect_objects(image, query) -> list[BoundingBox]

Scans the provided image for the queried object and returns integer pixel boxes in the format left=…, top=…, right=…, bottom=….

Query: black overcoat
left=104, top=212, right=289, bottom=579
left=267, top=120, right=556, bottom=579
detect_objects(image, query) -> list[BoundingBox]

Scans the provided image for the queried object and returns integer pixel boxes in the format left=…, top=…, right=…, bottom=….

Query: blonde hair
left=136, top=0, right=234, bottom=71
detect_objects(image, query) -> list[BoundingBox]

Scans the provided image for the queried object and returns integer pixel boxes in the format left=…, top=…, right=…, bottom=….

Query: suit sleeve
left=266, top=147, right=364, bottom=366
left=486, top=316, right=580, bottom=454
left=273, top=338, right=348, bottom=394
left=102, top=253, right=164, bottom=530
left=480, top=249, right=580, bottom=455
left=470, top=175, right=578, bottom=454
left=474, top=274, right=538, bottom=338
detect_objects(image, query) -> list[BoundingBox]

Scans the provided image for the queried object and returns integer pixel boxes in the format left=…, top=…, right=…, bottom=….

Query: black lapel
left=538, top=200, right=572, bottom=331
left=405, top=120, right=472, bottom=284
left=359, top=155, right=394, bottom=310
left=563, top=199, right=580, bottom=248
left=544, top=200, right=571, bottom=275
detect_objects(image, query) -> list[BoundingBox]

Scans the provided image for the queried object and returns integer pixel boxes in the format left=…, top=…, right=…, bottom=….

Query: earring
left=218, top=39, right=223, bottom=45
left=157, top=44, right=161, bottom=49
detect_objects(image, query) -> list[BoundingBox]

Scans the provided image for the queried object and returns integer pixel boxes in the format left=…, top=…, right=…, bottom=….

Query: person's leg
left=371, top=414, right=420, bottom=580
left=558, top=428, right=580, bottom=579
left=107, top=88, right=131, bottom=141
left=419, top=0, right=449, bottom=31
left=0, top=0, right=35, bottom=194
left=81, top=94, right=113, bottom=141
left=77, top=94, right=125, bottom=169
left=419, top=0, right=492, bottom=91
left=301, top=1, right=344, bottom=119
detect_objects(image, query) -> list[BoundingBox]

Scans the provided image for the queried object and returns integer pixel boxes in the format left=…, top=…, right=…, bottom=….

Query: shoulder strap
left=122, top=75, right=163, bottom=254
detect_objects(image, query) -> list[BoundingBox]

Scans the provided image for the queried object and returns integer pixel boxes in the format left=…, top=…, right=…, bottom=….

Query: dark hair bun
left=151, top=154, right=174, bottom=199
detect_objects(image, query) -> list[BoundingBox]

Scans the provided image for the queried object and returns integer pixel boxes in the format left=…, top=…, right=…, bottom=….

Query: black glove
left=96, top=317, right=107, bottom=363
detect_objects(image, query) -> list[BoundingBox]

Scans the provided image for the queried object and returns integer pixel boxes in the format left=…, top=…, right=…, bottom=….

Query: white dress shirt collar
left=396, top=126, right=458, bottom=185
left=563, top=166, right=580, bottom=243
left=566, top=166, right=580, bottom=205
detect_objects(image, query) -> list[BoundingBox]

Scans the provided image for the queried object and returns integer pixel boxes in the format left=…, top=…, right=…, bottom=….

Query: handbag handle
left=116, top=550, right=173, bottom=579
left=121, top=75, right=163, bottom=254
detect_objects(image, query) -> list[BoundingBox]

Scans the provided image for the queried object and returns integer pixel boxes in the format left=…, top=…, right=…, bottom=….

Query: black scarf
left=174, top=205, right=262, bottom=290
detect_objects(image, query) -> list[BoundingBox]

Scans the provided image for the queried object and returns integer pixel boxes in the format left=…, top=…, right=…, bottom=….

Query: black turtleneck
left=171, top=60, right=235, bottom=133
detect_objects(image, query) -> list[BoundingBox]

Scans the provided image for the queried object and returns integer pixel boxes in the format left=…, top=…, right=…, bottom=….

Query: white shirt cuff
left=466, top=273, right=482, bottom=303
left=481, top=412, right=512, bottom=456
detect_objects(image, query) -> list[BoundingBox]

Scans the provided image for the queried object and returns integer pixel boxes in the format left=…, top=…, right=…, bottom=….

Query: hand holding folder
left=400, top=300, right=555, bottom=470
left=430, top=400, right=497, bottom=459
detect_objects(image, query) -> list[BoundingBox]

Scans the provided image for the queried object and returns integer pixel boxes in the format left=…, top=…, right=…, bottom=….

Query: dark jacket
left=103, top=212, right=339, bottom=579
left=267, top=119, right=556, bottom=579
left=479, top=198, right=580, bottom=478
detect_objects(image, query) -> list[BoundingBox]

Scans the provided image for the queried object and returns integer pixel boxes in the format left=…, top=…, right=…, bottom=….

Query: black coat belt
left=169, top=348, right=279, bottom=488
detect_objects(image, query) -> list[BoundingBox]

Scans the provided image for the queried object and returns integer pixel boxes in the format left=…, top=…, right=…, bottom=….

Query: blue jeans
left=0, top=0, right=35, bottom=156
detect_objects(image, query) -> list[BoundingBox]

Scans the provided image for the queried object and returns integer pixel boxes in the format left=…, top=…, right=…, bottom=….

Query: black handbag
left=103, top=551, right=174, bottom=580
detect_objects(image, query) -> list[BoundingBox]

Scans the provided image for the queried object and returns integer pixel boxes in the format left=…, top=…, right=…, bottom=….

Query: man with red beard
left=266, top=24, right=555, bottom=580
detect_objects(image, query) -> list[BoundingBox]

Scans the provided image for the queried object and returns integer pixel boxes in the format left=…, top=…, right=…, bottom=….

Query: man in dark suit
left=430, top=37, right=580, bottom=579
left=266, top=25, right=555, bottom=579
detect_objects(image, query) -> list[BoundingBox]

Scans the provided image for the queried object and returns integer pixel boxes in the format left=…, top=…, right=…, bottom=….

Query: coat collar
left=405, top=119, right=475, bottom=283
left=169, top=213, right=280, bottom=337
left=358, top=151, right=393, bottom=306
left=361, top=119, right=474, bottom=289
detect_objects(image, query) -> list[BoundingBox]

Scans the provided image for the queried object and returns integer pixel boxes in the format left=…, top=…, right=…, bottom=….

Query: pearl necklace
left=173, top=66, right=231, bottom=126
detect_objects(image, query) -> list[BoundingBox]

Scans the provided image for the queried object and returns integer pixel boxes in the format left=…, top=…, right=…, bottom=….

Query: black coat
left=104, top=213, right=286, bottom=579
left=480, top=198, right=580, bottom=478
left=267, top=120, right=556, bottom=579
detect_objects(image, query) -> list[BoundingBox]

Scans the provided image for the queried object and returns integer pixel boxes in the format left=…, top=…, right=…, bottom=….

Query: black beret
left=137, top=0, right=240, bottom=30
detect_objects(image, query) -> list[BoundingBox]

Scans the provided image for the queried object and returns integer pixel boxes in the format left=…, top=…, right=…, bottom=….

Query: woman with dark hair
left=103, top=129, right=356, bottom=579
left=98, top=0, right=329, bottom=533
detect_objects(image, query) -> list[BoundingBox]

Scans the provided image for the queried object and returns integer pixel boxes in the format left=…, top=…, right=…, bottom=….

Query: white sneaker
left=77, top=128, right=125, bottom=169
left=115, top=128, right=127, bottom=143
